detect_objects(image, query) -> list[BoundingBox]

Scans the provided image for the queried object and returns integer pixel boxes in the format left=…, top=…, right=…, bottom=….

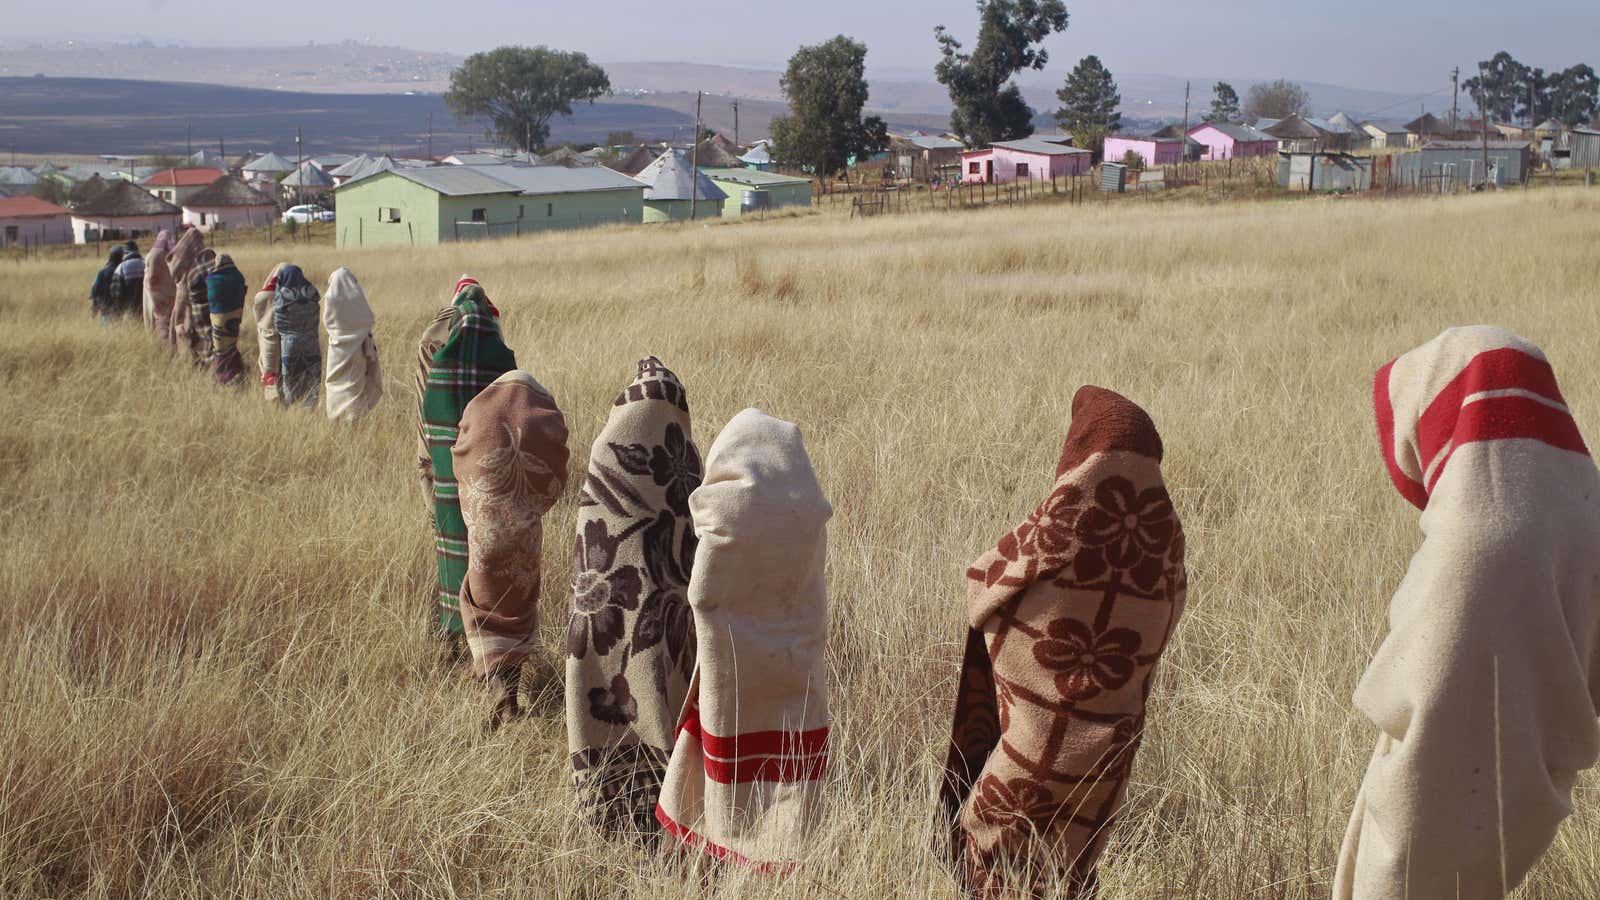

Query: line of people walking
left=90, top=228, right=384, bottom=420
left=88, top=246, right=1600, bottom=898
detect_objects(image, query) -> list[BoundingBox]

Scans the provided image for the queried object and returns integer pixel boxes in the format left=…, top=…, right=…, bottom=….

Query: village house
left=893, top=133, right=964, bottom=182
left=609, top=147, right=661, bottom=177
left=280, top=162, right=336, bottom=202
left=1361, top=122, right=1411, bottom=149
left=739, top=141, right=773, bottom=171
left=637, top=149, right=727, bottom=221
left=1263, top=115, right=1346, bottom=152
left=241, top=152, right=296, bottom=188
left=688, top=137, right=745, bottom=169
left=961, top=139, right=1092, bottom=184
left=1102, top=135, right=1185, bottom=168
left=0, top=196, right=74, bottom=247
left=1187, top=122, right=1277, bottom=160
left=1398, top=141, right=1532, bottom=187
left=333, top=163, right=645, bottom=248
left=141, top=167, right=224, bottom=206
left=69, top=179, right=182, bottom=243
left=699, top=168, right=813, bottom=217
left=181, top=176, right=277, bottom=232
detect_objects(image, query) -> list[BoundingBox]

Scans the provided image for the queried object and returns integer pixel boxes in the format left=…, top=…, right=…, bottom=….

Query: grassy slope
left=2, top=189, right=1599, bottom=898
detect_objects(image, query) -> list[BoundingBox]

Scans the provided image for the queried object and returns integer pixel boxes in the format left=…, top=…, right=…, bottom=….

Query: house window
left=470, top=208, right=487, bottom=222
left=199, top=213, right=207, bottom=225
left=546, top=203, right=553, bottom=217
left=3, top=226, right=16, bottom=242
left=380, top=207, right=400, bottom=223
left=1015, top=162, right=1030, bottom=178
left=968, top=162, right=980, bottom=174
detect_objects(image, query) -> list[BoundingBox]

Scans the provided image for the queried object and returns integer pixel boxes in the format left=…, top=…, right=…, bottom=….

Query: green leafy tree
left=1463, top=51, right=1527, bottom=124
left=1547, top=64, right=1599, bottom=127
left=1205, top=82, right=1241, bottom=123
left=1055, top=55, right=1121, bottom=157
left=444, top=46, right=610, bottom=152
left=1243, top=79, right=1310, bottom=123
left=934, top=0, right=1070, bottom=147
left=769, top=36, right=888, bottom=185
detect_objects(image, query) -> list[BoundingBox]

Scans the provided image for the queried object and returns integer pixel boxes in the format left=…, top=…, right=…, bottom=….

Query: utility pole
left=1182, top=81, right=1191, bottom=159
left=295, top=125, right=304, bottom=208
left=1451, top=66, right=1460, bottom=128
left=690, top=90, right=703, bottom=220
left=187, top=119, right=192, bottom=157
left=732, top=100, right=740, bottom=147
left=427, top=111, right=433, bottom=160
left=1477, top=63, right=1491, bottom=189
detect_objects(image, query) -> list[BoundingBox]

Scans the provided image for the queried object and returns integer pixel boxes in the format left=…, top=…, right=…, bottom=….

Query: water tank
left=741, top=190, right=772, bottom=214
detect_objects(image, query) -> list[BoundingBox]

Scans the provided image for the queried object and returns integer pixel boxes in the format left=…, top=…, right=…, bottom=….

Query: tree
left=934, top=0, right=1070, bottom=147
left=1055, top=55, right=1121, bottom=157
left=1547, top=64, right=1599, bottom=127
left=444, top=46, right=610, bottom=152
left=768, top=36, right=888, bottom=186
left=1462, top=51, right=1526, bottom=124
left=1243, top=79, right=1310, bottom=123
left=29, top=178, right=68, bottom=206
left=1205, top=82, right=1241, bottom=123
left=604, top=130, right=638, bottom=147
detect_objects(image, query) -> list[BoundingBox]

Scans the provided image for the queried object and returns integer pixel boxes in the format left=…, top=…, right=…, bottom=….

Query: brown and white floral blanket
left=453, top=370, right=570, bottom=678
left=938, top=385, right=1187, bottom=898
left=655, top=408, right=832, bottom=872
left=565, top=357, right=703, bottom=836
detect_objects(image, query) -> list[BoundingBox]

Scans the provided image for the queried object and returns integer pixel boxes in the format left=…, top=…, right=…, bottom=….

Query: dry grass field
left=2, top=188, right=1599, bottom=899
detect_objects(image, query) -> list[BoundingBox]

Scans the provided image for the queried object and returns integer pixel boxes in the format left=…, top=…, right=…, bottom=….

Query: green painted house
left=333, top=164, right=645, bottom=248
left=635, top=149, right=726, bottom=223
left=700, top=168, right=813, bottom=217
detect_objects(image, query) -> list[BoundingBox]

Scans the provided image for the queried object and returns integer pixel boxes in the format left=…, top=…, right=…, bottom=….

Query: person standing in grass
left=143, top=230, right=176, bottom=336
left=205, top=254, right=248, bottom=386
left=421, top=277, right=516, bottom=655
left=111, top=240, right=144, bottom=321
left=322, top=268, right=383, bottom=423
left=164, top=228, right=205, bottom=349
left=453, top=369, right=569, bottom=729
left=89, top=246, right=123, bottom=321
left=178, top=248, right=217, bottom=367
left=272, top=265, right=322, bottom=409
left=254, top=263, right=288, bottom=404
left=1336, top=326, right=1600, bottom=900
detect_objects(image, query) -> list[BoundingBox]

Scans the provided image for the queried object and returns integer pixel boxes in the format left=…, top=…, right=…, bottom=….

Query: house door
left=985, top=160, right=993, bottom=183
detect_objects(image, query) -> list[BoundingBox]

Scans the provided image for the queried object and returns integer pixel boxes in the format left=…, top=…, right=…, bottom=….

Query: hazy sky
left=14, top=0, right=1597, bottom=92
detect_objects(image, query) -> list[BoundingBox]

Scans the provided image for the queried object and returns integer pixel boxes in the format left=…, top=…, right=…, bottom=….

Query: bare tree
left=1244, top=79, right=1311, bottom=123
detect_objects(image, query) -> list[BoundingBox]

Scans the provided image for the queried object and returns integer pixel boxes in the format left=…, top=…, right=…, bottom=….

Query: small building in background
left=1401, top=141, right=1532, bottom=186
left=0, top=166, right=41, bottom=192
left=1569, top=127, right=1600, bottom=169
left=181, top=176, right=277, bottom=232
left=1263, top=115, right=1350, bottom=152
left=1187, top=122, right=1277, bottom=160
left=241, top=152, right=296, bottom=188
left=699, top=168, right=813, bottom=217
left=329, top=154, right=399, bottom=186
left=636, top=149, right=727, bottom=222
left=279, top=162, right=337, bottom=202
left=0, top=196, right=74, bottom=247
left=739, top=141, right=773, bottom=171
left=69, top=179, right=182, bottom=243
left=1360, top=122, right=1411, bottom=149
left=1276, top=151, right=1374, bottom=192
left=1101, top=135, right=1185, bottom=169
left=609, top=147, right=661, bottom=177
left=332, top=163, right=644, bottom=247
left=141, top=167, right=224, bottom=206
left=688, top=137, right=745, bottom=169
left=961, top=139, right=1093, bottom=184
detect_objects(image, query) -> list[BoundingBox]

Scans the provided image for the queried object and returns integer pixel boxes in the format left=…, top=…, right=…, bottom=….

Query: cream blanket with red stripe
left=655, top=408, right=832, bottom=871
left=1337, top=326, right=1600, bottom=899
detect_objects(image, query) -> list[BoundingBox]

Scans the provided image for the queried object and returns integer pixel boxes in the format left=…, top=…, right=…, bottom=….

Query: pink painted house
left=0, top=196, right=73, bottom=247
left=961, top=139, right=1092, bottom=184
left=1103, top=136, right=1185, bottom=168
left=1187, top=122, right=1278, bottom=160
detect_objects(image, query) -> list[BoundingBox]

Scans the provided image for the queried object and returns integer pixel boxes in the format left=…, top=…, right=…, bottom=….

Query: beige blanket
left=655, top=408, right=831, bottom=871
left=254, top=263, right=287, bottom=404
left=1336, top=325, right=1600, bottom=899
left=322, top=267, right=384, bottom=422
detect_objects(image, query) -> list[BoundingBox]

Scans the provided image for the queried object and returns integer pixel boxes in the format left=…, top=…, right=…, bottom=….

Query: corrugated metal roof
left=700, top=167, right=811, bottom=187
left=482, top=164, right=645, bottom=195
left=331, top=155, right=399, bottom=181
left=1422, top=140, right=1532, bottom=150
left=635, top=149, right=727, bottom=201
left=0, top=166, right=41, bottom=186
left=1196, top=122, right=1275, bottom=142
left=280, top=163, right=335, bottom=188
left=243, top=151, right=295, bottom=173
left=384, top=166, right=519, bottom=196
left=989, top=139, right=1091, bottom=155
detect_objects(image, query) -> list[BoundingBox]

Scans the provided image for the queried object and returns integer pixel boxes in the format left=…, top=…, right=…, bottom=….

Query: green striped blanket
left=422, top=284, right=517, bottom=633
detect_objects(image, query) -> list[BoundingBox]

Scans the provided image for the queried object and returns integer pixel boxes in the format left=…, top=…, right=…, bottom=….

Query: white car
left=282, top=204, right=335, bottom=224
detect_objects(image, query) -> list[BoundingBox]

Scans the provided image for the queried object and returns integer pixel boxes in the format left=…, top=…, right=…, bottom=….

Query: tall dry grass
left=2, top=189, right=1599, bottom=898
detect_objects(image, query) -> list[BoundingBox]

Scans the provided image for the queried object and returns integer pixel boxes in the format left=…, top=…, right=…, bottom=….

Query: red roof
left=0, top=196, right=70, bottom=218
left=142, top=167, right=225, bottom=187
